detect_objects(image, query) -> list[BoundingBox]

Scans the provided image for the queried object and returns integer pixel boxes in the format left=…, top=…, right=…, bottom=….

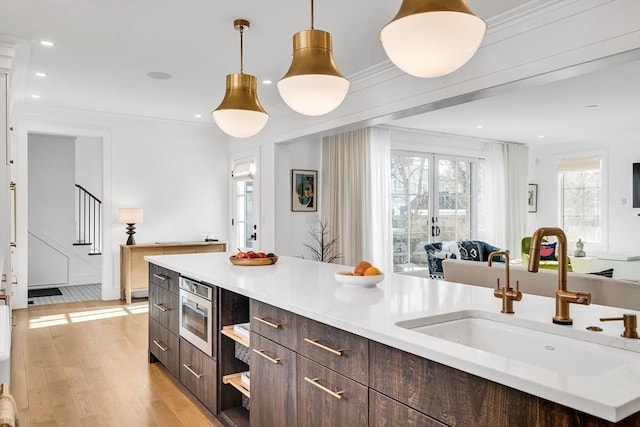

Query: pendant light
left=380, top=0, right=487, bottom=78
left=277, top=0, right=350, bottom=116
left=212, top=19, right=269, bottom=139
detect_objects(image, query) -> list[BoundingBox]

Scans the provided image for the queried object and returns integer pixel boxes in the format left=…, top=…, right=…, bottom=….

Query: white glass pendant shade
left=212, top=73, right=269, bottom=139
left=278, top=29, right=350, bottom=116
left=380, top=0, right=487, bottom=78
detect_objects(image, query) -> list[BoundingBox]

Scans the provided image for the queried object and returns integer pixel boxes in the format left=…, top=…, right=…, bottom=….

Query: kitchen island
left=146, top=252, right=640, bottom=426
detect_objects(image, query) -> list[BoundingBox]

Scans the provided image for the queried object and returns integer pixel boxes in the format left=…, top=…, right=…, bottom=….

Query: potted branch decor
left=303, top=221, right=341, bottom=263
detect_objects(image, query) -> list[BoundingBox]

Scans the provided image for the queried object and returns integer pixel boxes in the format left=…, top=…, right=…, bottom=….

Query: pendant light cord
left=239, top=25, right=244, bottom=73
left=310, top=0, right=314, bottom=29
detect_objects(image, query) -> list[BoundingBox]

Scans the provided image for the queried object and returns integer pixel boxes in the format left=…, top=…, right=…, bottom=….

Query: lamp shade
left=212, top=73, right=269, bottom=139
left=380, top=0, right=487, bottom=78
left=277, top=29, right=350, bottom=116
left=118, top=208, right=143, bottom=224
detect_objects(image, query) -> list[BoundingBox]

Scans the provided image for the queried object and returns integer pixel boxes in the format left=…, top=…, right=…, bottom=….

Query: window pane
left=561, top=169, right=601, bottom=243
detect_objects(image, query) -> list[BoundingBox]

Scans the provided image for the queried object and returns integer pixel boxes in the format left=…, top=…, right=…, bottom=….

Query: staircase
left=73, top=184, right=102, bottom=255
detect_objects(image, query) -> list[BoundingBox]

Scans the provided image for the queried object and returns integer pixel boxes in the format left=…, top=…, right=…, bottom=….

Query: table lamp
left=118, top=208, right=143, bottom=245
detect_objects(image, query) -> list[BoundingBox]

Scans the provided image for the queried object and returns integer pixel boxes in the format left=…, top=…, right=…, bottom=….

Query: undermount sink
left=397, top=310, right=639, bottom=376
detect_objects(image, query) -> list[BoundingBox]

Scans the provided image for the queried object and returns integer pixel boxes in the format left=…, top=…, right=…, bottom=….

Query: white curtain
left=321, top=129, right=369, bottom=265
left=368, top=128, right=392, bottom=274
left=484, top=141, right=528, bottom=260
left=505, top=143, right=529, bottom=259
left=484, top=142, right=507, bottom=248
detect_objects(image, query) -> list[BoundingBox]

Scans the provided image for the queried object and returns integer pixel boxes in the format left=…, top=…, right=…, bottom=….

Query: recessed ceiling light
left=147, top=71, right=173, bottom=80
left=195, top=114, right=202, bottom=118
left=538, top=135, right=545, bottom=139
left=476, top=124, right=483, bottom=129
left=35, top=72, right=47, bottom=78
left=40, top=40, right=54, bottom=47
left=262, top=79, right=273, bottom=85
left=31, top=94, right=41, bottom=99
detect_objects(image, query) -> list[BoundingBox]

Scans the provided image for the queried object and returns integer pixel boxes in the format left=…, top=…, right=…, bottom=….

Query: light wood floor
left=10, top=299, right=223, bottom=427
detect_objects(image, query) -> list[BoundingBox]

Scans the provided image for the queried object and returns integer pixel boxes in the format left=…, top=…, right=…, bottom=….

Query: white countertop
left=145, top=252, right=640, bottom=422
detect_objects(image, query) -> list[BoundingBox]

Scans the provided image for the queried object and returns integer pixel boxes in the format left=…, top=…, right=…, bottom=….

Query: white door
left=231, top=151, right=260, bottom=251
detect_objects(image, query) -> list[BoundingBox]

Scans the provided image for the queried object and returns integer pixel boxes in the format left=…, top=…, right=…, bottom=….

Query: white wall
left=274, top=136, right=321, bottom=258
left=75, top=135, right=102, bottom=199
left=528, top=138, right=640, bottom=255
left=27, top=134, right=75, bottom=286
left=12, top=105, right=228, bottom=308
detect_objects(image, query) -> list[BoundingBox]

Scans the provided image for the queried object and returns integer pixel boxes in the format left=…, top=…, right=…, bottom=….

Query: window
left=391, top=151, right=483, bottom=272
left=232, top=156, right=258, bottom=250
left=559, top=156, right=602, bottom=244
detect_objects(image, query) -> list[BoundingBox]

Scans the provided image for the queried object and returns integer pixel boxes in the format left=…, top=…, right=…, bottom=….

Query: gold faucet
left=488, top=251, right=521, bottom=314
left=600, top=314, right=639, bottom=339
left=527, top=227, right=591, bottom=325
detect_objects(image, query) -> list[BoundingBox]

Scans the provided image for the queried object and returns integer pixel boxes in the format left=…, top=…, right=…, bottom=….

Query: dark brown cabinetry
left=369, top=390, right=446, bottom=427
left=250, top=332, right=297, bottom=427
left=180, top=337, right=217, bottom=411
left=297, top=355, right=368, bottom=427
left=148, top=265, right=180, bottom=377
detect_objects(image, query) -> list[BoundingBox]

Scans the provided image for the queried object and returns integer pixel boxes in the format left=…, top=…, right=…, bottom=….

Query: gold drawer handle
left=153, top=273, right=169, bottom=281
left=304, top=338, right=343, bottom=356
left=252, top=348, right=281, bottom=364
left=253, top=316, right=281, bottom=329
left=304, top=377, right=343, bottom=400
left=152, top=340, right=168, bottom=352
left=153, top=303, right=168, bottom=312
left=183, top=364, right=203, bottom=379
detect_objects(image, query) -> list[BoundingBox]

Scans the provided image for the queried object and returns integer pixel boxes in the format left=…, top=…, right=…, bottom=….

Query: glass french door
left=231, top=151, right=260, bottom=251
left=391, top=151, right=481, bottom=272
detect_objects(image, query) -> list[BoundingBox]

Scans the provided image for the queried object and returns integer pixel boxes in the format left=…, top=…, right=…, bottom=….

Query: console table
left=120, top=241, right=227, bottom=303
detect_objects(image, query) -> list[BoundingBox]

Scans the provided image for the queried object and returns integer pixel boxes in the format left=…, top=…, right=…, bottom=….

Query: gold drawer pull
left=304, top=377, right=343, bottom=400
left=153, top=273, right=168, bottom=281
left=253, top=348, right=281, bottom=364
left=153, top=303, right=168, bottom=312
left=253, top=316, right=281, bottom=329
left=304, top=338, right=343, bottom=356
left=183, top=364, right=203, bottom=379
left=152, top=340, right=168, bottom=352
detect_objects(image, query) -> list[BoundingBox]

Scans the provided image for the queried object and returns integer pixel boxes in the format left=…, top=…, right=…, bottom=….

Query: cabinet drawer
left=149, top=264, right=179, bottom=293
left=297, top=355, right=368, bottom=427
left=149, top=284, right=179, bottom=335
left=298, top=316, right=368, bottom=385
left=250, top=299, right=298, bottom=351
left=179, top=338, right=217, bottom=412
left=149, top=319, right=179, bottom=377
left=369, top=390, right=446, bottom=427
left=250, top=333, right=297, bottom=427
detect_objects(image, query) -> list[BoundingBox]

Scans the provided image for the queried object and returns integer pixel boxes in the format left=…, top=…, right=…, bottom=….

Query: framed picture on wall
left=528, top=183, right=538, bottom=213
left=292, top=169, right=317, bottom=212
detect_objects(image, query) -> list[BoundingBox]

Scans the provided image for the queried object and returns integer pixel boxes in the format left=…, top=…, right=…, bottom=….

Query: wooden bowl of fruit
left=334, top=260, right=384, bottom=288
left=229, top=251, right=278, bottom=266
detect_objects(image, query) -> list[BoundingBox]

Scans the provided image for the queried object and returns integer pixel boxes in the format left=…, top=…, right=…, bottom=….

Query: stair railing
left=74, top=184, right=102, bottom=255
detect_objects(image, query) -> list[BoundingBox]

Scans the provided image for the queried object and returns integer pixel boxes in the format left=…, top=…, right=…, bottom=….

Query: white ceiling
left=1, top=0, right=638, bottom=146
left=388, top=57, right=640, bottom=146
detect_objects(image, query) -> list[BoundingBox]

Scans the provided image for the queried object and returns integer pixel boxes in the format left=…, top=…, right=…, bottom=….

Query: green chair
left=521, top=237, right=572, bottom=271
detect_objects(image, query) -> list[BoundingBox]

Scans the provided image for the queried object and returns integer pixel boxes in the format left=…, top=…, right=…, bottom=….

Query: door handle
left=250, top=232, right=257, bottom=240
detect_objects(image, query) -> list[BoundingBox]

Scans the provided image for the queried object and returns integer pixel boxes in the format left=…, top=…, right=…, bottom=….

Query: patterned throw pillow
left=540, top=242, right=557, bottom=260
left=457, top=241, right=482, bottom=262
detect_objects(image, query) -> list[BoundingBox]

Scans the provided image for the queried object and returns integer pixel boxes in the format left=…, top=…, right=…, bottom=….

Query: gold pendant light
left=277, top=0, right=350, bottom=116
left=380, top=0, right=487, bottom=78
left=212, top=19, right=269, bottom=138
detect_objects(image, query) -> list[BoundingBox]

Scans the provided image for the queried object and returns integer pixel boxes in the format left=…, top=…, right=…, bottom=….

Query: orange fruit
left=353, top=261, right=372, bottom=276
left=364, top=266, right=382, bottom=276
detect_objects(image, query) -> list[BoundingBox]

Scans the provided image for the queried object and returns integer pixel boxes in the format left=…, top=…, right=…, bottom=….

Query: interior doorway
left=26, top=132, right=103, bottom=306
